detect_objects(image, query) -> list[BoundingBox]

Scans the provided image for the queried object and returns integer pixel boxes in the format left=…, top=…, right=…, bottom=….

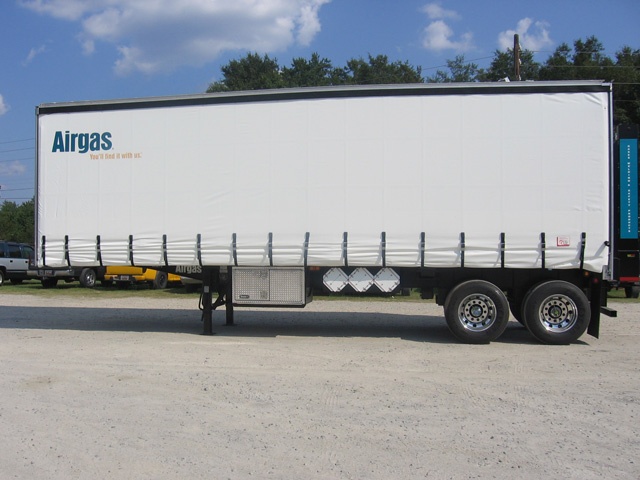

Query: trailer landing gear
left=200, top=267, right=235, bottom=335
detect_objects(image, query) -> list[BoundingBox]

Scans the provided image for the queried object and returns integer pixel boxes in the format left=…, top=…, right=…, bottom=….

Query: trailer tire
left=625, top=286, right=640, bottom=299
left=444, top=280, right=510, bottom=344
left=79, top=268, right=97, bottom=288
left=153, top=271, right=168, bottom=289
left=522, top=280, right=590, bottom=345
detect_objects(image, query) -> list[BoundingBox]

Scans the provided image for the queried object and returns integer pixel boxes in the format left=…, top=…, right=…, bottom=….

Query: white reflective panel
left=349, top=268, right=374, bottom=293
left=323, top=268, right=349, bottom=292
left=373, top=268, right=400, bottom=293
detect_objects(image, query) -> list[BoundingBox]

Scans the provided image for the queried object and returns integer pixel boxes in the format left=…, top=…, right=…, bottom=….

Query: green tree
left=340, top=54, right=423, bottom=84
left=208, top=52, right=423, bottom=91
left=207, top=53, right=283, bottom=92
left=426, top=55, right=479, bottom=83
left=538, top=42, right=572, bottom=80
left=540, top=36, right=614, bottom=81
left=281, top=53, right=335, bottom=87
left=573, top=36, right=613, bottom=69
left=613, top=46, right=640, bottom=125
left=0, top=199, right=34, bottom=244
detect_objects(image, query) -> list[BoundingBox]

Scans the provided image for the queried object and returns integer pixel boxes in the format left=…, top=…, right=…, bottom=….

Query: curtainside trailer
left=35, top=81, right=638, bottom=344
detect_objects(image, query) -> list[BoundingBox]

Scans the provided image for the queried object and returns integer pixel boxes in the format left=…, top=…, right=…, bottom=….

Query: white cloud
left=0, top=162, right=26, bottom=176
left=0, top=94, right=8, bottom=116
left=19, top=0, right=331, bottom=75
left=18, top=0, right=100, bottom=21
left=498, top=18, right=553, bottom=51
left=421, top=4, right=474, bottom=53
left=421, top=3, right=460, bottom=21
left=22, top=44, right=48, bottom=66
left=296, top=2, right=325, bottom=46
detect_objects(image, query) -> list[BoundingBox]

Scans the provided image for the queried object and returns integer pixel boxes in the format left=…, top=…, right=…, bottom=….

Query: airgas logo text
left=51, top=131, right=112, bottom=153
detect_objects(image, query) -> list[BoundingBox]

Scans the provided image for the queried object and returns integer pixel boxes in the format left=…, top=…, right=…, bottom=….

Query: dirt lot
left=0, top=292, right=638, bottom=479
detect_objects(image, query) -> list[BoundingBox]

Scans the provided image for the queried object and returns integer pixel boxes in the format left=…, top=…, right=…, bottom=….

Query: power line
left=0, top=146, right=34, bottom=154
left=541, top=64, right=640, bottom=69
left=0, top=138, right=34, bottom=145
left=421, top=55, right=495, bottom=71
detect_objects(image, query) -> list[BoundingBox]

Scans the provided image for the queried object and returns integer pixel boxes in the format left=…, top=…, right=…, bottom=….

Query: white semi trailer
left=35, top=81, right=639, bottom=344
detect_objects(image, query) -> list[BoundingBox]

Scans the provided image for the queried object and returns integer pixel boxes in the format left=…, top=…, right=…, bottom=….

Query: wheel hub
left=469, top=304, right=484, bottom=318
left=458, top=294, right=495, bottom=332
left=539, top=295, right=577, bottom=332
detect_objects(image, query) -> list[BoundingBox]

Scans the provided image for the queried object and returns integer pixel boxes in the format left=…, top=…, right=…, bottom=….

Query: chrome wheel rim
left=538, top=294, right=578, bottom=333
left=457, top=294, right=496, bottom=332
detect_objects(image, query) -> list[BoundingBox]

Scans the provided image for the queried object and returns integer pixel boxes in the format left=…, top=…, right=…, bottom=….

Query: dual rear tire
left=444, top=279, right=590, bottom=345
left=520, top=281, right=590, bottom=345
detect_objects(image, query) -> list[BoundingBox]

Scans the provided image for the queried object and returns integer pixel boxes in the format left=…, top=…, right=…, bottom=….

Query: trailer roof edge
left=37, top=80, right=612, bottom=115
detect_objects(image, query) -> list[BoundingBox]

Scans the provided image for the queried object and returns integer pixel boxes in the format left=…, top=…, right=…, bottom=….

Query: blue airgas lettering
left=52, top=131, right=112, bottom=153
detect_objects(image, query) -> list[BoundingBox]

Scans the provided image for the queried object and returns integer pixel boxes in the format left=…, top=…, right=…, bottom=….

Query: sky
left=1, top=0, right=639, bottom=204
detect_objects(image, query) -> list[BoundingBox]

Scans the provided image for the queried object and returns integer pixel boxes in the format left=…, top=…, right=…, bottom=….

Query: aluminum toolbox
left=232, top=267, right=306, bottom=306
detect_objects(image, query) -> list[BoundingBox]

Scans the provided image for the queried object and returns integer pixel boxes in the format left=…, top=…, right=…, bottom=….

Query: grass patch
left=606, top=287, right=640, bottom=303
left=0, top=280, right=197, bottom=299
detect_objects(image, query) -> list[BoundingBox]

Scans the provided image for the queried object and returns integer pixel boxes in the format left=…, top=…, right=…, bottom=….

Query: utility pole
left=514, top=34, right=521, bottom=81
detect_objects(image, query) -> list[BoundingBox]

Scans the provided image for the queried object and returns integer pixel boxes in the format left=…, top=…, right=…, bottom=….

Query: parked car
left=34, top=266, right=107, bottom=288
left=103, top=266, right=180, bottom=289
left=0, top=241, right=36, bottom=286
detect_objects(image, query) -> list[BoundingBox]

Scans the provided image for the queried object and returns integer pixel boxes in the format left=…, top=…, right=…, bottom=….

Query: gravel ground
left=0, top=293, right=639, bottom=479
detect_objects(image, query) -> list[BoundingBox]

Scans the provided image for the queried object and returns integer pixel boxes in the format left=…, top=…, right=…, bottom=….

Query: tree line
left=0, top=199, right=34, bottom=244
left=207, top=36, right=639, bottom=126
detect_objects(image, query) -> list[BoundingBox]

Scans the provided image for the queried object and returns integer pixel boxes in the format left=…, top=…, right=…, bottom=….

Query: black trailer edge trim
left=196, top=234, right=202, bottom=267
left=343, top=232, right=349, bottom=268
left=41, top=235, right=46, bottom=267
left=96, top=235, right=103, bottom=266
left=303, top=232, right=310, bottom=267
left=128, top=235, right=134, bottom=267
left=162, top=234, right=169, bottom=267
left=64, top=235, right=70, bottom=267
left=232, top=233, right=238, bottom=267
left=381, top=231, right=386, bottom=268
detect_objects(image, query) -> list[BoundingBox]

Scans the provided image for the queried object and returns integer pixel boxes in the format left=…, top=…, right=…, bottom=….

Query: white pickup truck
left=0, top=240, right=36, bottom=286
